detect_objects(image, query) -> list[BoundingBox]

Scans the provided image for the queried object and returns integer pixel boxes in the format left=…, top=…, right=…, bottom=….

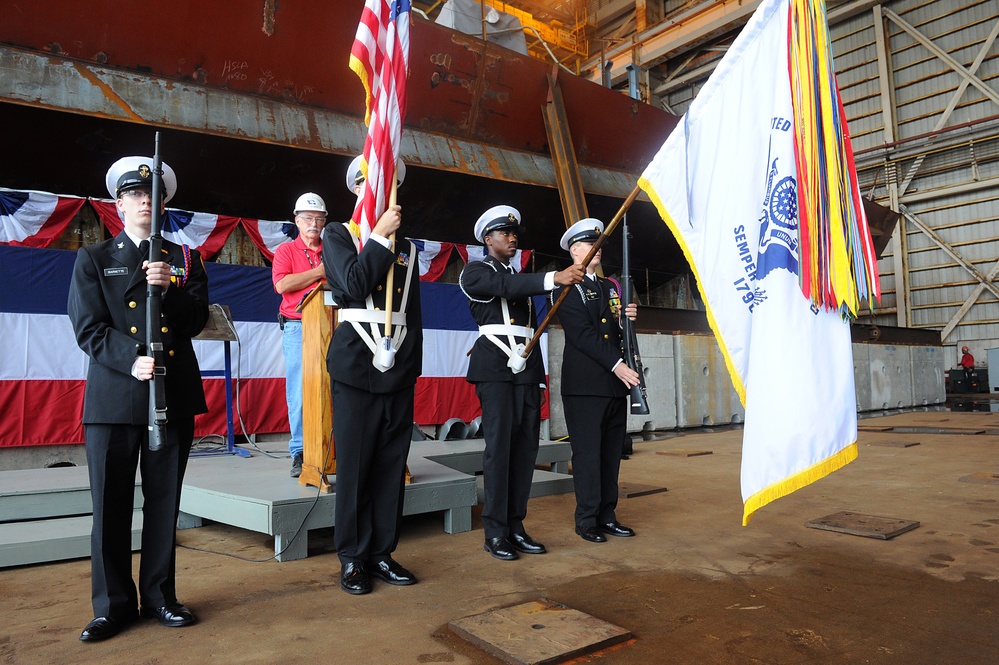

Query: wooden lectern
left=297, top=286, right=337, bottom=491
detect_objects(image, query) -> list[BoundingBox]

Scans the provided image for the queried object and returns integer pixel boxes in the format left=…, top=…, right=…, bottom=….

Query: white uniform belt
left=339, top=308, right=407, bottom=327
left=478, top=324, right=532, bottom=339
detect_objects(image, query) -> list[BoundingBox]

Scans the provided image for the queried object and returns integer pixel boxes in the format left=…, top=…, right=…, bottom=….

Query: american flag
left=348, top=0, right=411, bottom=248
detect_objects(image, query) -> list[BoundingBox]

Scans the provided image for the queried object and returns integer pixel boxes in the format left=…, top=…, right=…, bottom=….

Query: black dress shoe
left=80, top=616, right=127, bottom=642
left=483, top=537, right=519, bottom=560
left=340, top=562, right=372, bottom=595
left=599, top=521, right=636, bottom=537
left=510, top=532, right=547, bottom=554
left=140, top=603, right=197, bottom=627
left=370, top=558, right=418, bottom=585
left=575, top=525, right=607, bottom=543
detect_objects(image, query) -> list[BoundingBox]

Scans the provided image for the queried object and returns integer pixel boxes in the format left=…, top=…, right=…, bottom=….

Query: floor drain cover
left=449, top=599, right=631, bottom=665
left=805, top=511, right=919, bottom=539
left=959, top=472, right=999, bottom=485
left=619, top=483, right=669, bottom=498
left=655, top=449, right=712, bottom=457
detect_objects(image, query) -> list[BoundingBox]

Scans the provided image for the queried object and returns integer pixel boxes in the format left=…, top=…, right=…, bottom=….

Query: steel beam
left=882, top=8, right=999, bottom=108
left=899, top=205, right=999, bottom=304
left=897, top=18, right=999, bottom=197
left=0, top=45, right=643, bottom=200
left=589, top=0, right=882, bottom=87
left=874, top=4, right=908, bottom=328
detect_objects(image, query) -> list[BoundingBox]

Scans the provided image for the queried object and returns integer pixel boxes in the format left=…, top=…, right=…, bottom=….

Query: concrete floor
left=3, top=410, right=998, bottom=664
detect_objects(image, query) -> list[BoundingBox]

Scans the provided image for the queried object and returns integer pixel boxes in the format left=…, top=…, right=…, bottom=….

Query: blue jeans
left=281, top=320, right=303, bottom=457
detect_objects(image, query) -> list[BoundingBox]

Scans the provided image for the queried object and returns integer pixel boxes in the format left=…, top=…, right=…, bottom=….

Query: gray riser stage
left=0, top=465, right=141, bottom=521
left=0, top=438, right=573, bottom=566
left=415, top=438, right=572, bottom=475
left=0, top=513, right=143, bottom=568
left=0, top=465, right=143, bottom=569
left=178, top=453, right=479, bottom=562
left=412, top=438, right=575, bottom=513
left=475, top=470, right=576, bottom=503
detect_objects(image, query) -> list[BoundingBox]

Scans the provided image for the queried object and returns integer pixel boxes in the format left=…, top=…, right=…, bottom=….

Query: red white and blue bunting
left=456, top=244, right=532, bottom=272
left=240, top=218, right=299, bottom=261
left=0, top=188, right=85, bottom=248
left=90, top=199, right=241, bottom=260
left=1, top=188, right=533, bottom=280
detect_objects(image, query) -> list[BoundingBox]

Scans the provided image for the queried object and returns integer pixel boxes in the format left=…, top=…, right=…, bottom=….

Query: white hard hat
left=345, top=154, right=407, bottom=191
left=560, top=218, right=605, bottom=250
left=294, top=192, right=327, bottom=215
left=105, top=156, right=178, bottom=203
left=474, top=205, right=522, bottom=243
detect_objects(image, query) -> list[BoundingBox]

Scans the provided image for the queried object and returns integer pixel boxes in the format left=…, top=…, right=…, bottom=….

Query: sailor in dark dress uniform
left=553, top=219, right=639, bottom=543
left=69, top=156, right=209, bottom=641
left=323, top=156, right=421, bottom=594
left=459, top=206, right=584, bottom=560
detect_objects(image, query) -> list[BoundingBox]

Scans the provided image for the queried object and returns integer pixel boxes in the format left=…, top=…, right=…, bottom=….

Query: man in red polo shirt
left=272, top=193, right=327, bottom=477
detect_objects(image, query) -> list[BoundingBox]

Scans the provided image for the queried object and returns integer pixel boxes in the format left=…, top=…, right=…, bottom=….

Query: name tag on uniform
left=104, top=267, right=128, bottom=276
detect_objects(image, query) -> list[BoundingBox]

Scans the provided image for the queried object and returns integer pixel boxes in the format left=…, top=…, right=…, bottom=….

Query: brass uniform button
left=130, top=326, right=138, bottom=334
left=510, top=318, right=515, bottom=324
left=601, top=317, right=607, bottom=323
left=169, top=350, right=175, bottom=357
left=603, top=334, right=610, bottom=339
left=377, top=285, right=383, bottom=291
left=161, top=326, right=169, bottom=334
left=129, top=301, right=137, bottom=309
left=375, top=306, right=381, bottom=311
left=397, top=287, right=402, bottom=294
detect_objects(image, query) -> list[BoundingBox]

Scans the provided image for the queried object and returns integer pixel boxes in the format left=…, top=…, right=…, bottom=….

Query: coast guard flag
left=640, top=0, right=877, bottom=525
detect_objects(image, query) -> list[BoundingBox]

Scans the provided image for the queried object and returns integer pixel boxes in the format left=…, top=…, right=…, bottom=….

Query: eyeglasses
left=297, top=214, right=327, bottom=223
left=121, top=189, right=153, bottom=199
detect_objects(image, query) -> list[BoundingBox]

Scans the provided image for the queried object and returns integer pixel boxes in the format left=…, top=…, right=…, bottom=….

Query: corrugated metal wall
left=846, top=0, right=998, bottom=371
left=650, top=1, right=998, bottom=369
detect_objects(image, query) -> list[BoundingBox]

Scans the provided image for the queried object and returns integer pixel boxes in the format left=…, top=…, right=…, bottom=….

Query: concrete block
left=910, top=345, right=946, bottom=406
left=673, top=334, right=744, bottom=428
left=627, top=333, right=678, bottom=433
left=869, top=344, right=914, bottom=410
left=852, top=343, right=873, bottom=412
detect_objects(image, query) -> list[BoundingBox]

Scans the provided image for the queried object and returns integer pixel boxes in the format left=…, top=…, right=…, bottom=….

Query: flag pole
left=520, top=183, right=642, bottom=359
left=383, top=176, right=398, bottom=336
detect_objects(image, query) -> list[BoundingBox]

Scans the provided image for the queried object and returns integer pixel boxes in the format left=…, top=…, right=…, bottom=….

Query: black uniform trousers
left=563, top=395, right=626, bottom=528
left=85, top=417, right=193, bottom=619
left=332, top=380, right=413, bottom=566
left=476, top=381, right=541, bottom=539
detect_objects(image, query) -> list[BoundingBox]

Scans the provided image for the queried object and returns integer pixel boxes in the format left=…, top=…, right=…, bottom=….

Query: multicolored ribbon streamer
left=789, top=0, right=880, bottom=318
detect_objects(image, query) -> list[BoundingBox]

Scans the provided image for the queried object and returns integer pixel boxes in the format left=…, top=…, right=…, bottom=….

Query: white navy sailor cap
left=105, top=156, right=177, bottom=203
left=474, top=205, right=523, bottom=242
left=560, top=218, right=604, bottom=250
left=345, top=154, right=407, bottom=191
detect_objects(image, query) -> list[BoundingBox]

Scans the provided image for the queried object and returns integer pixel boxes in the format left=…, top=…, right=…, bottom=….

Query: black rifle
left=147, top=132, right=168, bottom=451
left=621, top=213, right=650, bottom=415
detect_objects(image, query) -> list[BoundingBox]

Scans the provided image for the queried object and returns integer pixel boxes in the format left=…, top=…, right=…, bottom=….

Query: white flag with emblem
left=639, top=0, right=857, bottom=525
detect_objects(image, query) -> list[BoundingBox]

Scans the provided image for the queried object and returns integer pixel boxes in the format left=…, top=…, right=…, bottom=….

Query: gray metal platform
left=178, top=452, right=479, bottom=562
left=1, top=438, right=574, bottom=566
left=416, top=438, right=571, bottom=475
left=0, top=465, right=144, bottom=568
